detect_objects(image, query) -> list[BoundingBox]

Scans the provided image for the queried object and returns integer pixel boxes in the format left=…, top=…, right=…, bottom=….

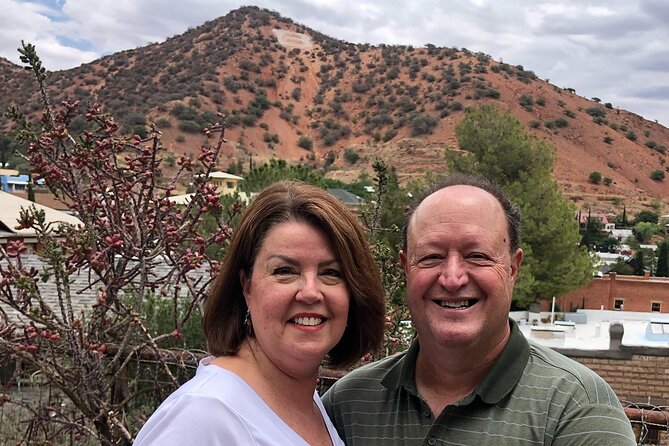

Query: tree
left=633, top=250, right=646, bottom=276
left=238, top=158, right=324, bottom=193
left=580, top=215, right=618, bottom=252
left=609, top=258, right=634, bottom=275
left=634, top=209, right=659, bottom=225
left=451, top=105, right=593, bottom=307
left=1, top=43, right=236, bottom=445
left=634, top=221, right=659, bottom=243
left=656, top=239, right=669, bottom=277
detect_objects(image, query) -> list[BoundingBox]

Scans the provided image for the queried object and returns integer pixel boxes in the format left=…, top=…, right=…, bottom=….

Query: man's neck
left=414, top=330, right=510, bottom=416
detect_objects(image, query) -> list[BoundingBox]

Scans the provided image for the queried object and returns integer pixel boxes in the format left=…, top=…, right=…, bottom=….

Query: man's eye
left=468, top=252, right=491, bottom=261
left=417, top=255, right=441, bottom=265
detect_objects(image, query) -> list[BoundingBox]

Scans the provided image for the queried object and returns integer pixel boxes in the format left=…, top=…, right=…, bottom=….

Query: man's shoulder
left=327, top=350, right=407, bottom=392
left=525, top=340, right=618, bottom=403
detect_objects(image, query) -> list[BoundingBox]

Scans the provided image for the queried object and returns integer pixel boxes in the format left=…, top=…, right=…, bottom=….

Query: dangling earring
left=243, top=309, right=254, bottom=337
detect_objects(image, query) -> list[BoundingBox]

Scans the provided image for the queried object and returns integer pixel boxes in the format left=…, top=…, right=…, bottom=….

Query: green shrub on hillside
left=588, top=171, right=602, bottom=184
left=650, top=169, right=665, bottom=181
left=297, top=135, right=313, bottom=150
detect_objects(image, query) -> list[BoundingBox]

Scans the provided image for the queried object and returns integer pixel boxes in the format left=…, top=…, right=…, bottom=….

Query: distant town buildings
left=557, top=272, right=669, bottom=313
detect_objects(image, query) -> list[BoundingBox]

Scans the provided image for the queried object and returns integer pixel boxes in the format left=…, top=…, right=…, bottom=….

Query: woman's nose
left=296, top=275, right=323, bottom=304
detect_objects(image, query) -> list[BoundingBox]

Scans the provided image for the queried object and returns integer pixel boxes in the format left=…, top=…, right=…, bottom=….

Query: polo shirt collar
left=380, top=335, right=420, bottom=394
left=380, top=319, right=530, bottom=404
left=475, top=319, right=530, bottom=404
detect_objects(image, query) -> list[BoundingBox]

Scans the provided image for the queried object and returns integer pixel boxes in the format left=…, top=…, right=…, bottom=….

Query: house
left=578, top=211, right=612, bottom=229
left=327, top=189, right=364, bottom=212
left=205, top=172, right=243, bottom=195
left=610, top=228, right=633, bottom=242
left=0, top=191, right=82, bottom=253
left=556, top=272, right=669, bottom=313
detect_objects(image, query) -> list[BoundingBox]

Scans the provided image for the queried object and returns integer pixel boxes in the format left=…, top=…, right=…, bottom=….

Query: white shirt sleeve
left=134, top=393, right=256, bottom=446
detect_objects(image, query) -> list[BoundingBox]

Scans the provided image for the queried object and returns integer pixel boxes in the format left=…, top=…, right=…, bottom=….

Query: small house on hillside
left=205, top=172, right=243, bottom=195
left=578, top=212, right=614, bottom=231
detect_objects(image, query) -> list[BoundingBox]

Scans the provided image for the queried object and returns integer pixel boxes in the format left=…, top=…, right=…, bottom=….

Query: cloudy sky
left=2, top=0, right=668, bottom=126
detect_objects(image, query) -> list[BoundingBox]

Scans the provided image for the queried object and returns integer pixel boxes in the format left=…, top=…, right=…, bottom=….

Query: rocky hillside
left=1, top=6, right=668, bottom=215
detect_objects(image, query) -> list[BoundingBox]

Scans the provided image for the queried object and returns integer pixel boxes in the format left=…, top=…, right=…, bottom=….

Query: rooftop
left=512, top=309, right=669, bottom=350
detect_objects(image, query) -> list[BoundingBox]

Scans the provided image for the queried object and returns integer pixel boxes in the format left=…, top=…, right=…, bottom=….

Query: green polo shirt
left=322, top=320, right=636, bottom=445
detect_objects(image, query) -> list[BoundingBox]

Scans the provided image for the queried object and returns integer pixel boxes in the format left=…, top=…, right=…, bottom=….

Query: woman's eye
left=272, top=266, right=295, bottom=275
left=321, top=268, right=342, bottom=277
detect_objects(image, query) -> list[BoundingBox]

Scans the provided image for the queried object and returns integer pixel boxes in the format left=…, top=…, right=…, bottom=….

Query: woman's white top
left=134, top=357, right=344, bottom=445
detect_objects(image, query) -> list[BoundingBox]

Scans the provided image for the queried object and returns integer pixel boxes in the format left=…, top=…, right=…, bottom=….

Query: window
left=614, top=299, right=624, bottom=310
left=651, top=302, right=661, bottom=312
left=226, top=181, right=234, bottom=189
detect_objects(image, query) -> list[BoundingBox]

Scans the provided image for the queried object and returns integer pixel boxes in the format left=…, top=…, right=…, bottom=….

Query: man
left=322, top=174, right=636, bottom=445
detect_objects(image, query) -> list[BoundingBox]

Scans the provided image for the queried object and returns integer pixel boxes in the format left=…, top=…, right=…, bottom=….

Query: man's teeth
left=438, top=300, right=471, bottom=309
left=292, top=317, right=324, bottom=326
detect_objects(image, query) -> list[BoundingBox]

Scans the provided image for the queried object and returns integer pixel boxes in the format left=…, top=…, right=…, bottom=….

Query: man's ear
left=510, top=248, right=523, bottom=281
left=399, top=250, right=408, bottom=272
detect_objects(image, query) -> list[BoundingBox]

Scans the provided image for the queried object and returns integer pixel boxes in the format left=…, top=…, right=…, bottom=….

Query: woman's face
left=241, top=220, right=350, bottom=377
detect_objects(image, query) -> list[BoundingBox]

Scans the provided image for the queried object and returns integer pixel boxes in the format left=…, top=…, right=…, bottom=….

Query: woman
left=135, top=180, right=386, bottom=445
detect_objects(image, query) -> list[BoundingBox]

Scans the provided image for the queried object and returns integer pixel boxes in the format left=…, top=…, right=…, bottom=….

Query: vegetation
left=588, top=171, right=602, bottom=184
left=634, top=222, right=660, bottom=243
left=449, top=105, right=593, bottom=307
left=297, top=135, right=313, bottom=150
left=343, top=148, right=360, bottom=165
left=656, top=240, right=669, bottom=277
left=579, top=215, right=618, bottom=252
left=1, top=43, right=236, bottom=445
left=650, top=169, right=665, bottom=181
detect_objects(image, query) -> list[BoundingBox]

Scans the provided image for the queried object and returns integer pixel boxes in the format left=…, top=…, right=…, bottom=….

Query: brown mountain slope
left=1, top=6, right=667, bottom=216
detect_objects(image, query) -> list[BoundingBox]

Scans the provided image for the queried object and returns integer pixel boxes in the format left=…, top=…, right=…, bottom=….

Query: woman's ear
left=240, top=269, right=251, bottom=304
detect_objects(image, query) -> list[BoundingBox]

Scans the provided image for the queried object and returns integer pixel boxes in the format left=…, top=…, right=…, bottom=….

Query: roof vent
left=646, top=319, right=669, bottom=341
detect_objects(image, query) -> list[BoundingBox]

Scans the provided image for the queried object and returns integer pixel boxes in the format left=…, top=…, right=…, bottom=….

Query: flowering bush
left=0, top=42, right=238, bottom=444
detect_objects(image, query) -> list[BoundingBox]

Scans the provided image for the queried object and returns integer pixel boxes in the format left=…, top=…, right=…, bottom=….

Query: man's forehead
left=407, top=185, right=508, bottom=242
left=413, top=186, right=501, bottom=220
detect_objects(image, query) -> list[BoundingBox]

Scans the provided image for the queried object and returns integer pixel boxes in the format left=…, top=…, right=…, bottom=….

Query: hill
left=1, top=6, right=668, bottom=216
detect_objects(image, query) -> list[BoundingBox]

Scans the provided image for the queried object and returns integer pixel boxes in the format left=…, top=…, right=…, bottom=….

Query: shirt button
left=427, top=437, right=436, bottom=446
left=423, top=409, right=431, bottom=417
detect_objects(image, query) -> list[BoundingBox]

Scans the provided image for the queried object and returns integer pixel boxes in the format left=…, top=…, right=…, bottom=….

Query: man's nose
left=437, top=257, right=468, bottom=291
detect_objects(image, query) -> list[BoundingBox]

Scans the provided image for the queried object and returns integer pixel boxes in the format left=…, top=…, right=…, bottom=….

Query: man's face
left=400, top=185, right=522, bottom=353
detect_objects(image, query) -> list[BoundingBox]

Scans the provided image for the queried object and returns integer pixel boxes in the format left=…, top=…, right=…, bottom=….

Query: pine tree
left=633, top=250, right=645, bottom=276
left=656, top=240, right=669, bottom=277
left=451, top=105, right=593, bottom=307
